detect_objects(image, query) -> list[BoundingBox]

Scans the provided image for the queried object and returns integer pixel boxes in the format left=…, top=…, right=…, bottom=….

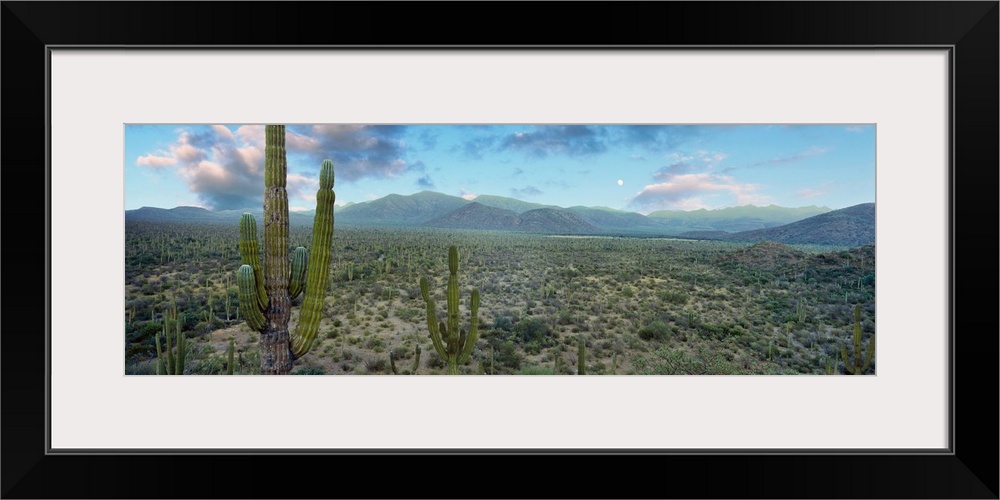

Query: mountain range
left=125, top=191, right=874, bottom=246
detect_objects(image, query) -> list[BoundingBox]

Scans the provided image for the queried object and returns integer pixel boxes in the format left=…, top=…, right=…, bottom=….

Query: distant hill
left=126, top=206, right=322, bottom=226
left=516, top=208, right=600, bottom=234
left=126, top=206, right=232, bottom=224
left=471, top=195, right=554, bottom=214
left=429, top=203, right=600, bottom=234
left=336, top=190, right=470, bottom=226
left=565, top=206, right=661, bottom=233
left=125, top=192, right=859, bottom=240
left=647, top=204, right=831, bottom=233
left=717, top=203, right=875, bottom=246
left=427, top=202, right=521, bottom=230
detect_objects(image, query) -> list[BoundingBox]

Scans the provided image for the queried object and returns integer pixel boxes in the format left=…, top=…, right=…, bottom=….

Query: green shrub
left=363, top=358, right=387, bottom=373
left=514, top=317, right=551, bottom=344
left=518, top=365, right=554, bottom=375
left=658, top=290, right=688, bottom=305
left=292, top=367, right=325, bottom=375
left=496, top=341, right=523, bottom=371
left=364, top=337, right=385, bottom=351
left=638, top=321, right=671, bottom=341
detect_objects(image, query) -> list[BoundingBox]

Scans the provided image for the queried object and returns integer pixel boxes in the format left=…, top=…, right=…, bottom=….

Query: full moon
left=617, top=179, right=624, bottom=186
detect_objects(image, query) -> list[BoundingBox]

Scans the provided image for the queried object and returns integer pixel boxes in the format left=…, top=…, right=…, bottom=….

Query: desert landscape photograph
left=124, top=124, right=875, bottom=375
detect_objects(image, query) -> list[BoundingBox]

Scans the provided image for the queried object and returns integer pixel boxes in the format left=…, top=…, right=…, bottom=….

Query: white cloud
left=136, top=154, right=176, bottom=168
left=630, top=172, right=769, bottom=212
left=211, top=125, right=234, bottom=140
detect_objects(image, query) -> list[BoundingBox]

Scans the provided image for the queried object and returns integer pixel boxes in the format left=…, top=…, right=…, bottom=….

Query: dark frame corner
left=2, top=2, right=996, bottom=498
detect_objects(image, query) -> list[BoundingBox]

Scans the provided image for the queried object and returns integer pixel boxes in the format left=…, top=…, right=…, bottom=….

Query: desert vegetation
left=125, top=220, right=875, bottom=375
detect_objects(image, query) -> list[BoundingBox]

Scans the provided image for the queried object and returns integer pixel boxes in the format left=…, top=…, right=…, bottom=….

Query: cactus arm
left=155, top=333, right=166, bottom=375
left=291, top=159, right=336, bottom=358
left=288, top=247, right=308, bottom=299
left=239, top=213, right=268, bottom=311
left=238, top=265, right=266, bottom=332
left=174, top=319, right=184, bottom=375
left=439, top=321, right=451, bottom=357
left=164, top=322, right=175, bottom=375
left=862, top=334, right=876, bottom=372
left=840, top=344, right=855, bottom=374
left=852, top=306, right=863, bottom=373
left=421, top=277, right=448, bottom=359
left=457, top=288, right=480, bottom=365
left=458, top=329, right=467, bottom=359
left=411, top=344, right=421, bottom=374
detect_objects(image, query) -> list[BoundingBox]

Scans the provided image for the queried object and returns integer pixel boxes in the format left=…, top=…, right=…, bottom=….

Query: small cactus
left=154, top=311, right=185, bottom=375
left=419, top=246, right=480, bottom=375
left=411, top=344, right=421, bottom=374
left=824, top=357, right=837, bottom=375
left=226, top=338, right=235, bottom=375
left=389, top=351, right=398, bottom=375
left=841, top=304, right=875, bottom=374
left=577, top=339, right=586, bottom=375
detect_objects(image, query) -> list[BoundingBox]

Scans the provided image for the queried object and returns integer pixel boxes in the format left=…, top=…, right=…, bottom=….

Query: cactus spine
left=237, top=125, right=336, bottom=374
left=840, top=304, right=875, bottom=374
left=419, top=245, right=480, bottom=375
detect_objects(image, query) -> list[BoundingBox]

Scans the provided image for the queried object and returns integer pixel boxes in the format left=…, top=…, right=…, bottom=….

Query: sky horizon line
left=127, top=188, right=875, bottom=214
left=126, top=124, right=875, bottom=214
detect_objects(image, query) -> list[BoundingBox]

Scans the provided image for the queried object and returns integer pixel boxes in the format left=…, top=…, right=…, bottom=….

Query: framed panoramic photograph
left=5, top=2, right=997, bottom=498
left=123, top=122, right=876, bottom=378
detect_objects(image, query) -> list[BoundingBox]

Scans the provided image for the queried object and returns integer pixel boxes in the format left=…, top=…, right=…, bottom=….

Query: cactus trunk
left=236, top=125, right=336, bottom=375
left=260, top=125, right=294, bottom=375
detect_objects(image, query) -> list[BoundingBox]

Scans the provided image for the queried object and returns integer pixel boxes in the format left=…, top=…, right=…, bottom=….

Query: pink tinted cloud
left=136, top=154, right=176, bottom=168
left=630, top=173, right=769, bottom=212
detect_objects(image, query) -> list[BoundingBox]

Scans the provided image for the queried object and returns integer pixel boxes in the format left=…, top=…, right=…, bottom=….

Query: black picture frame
left=3, top=2, right=996, bottom=498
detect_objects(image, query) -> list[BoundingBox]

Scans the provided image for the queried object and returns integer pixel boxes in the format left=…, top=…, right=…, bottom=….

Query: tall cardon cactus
left=237, top=125, right=335, bottom=374
left=419, top=245, right=480, bottom=375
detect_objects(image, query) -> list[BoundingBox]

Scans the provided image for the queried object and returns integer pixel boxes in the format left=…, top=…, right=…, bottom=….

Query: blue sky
left=125, top=124, right=875, bottom=214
